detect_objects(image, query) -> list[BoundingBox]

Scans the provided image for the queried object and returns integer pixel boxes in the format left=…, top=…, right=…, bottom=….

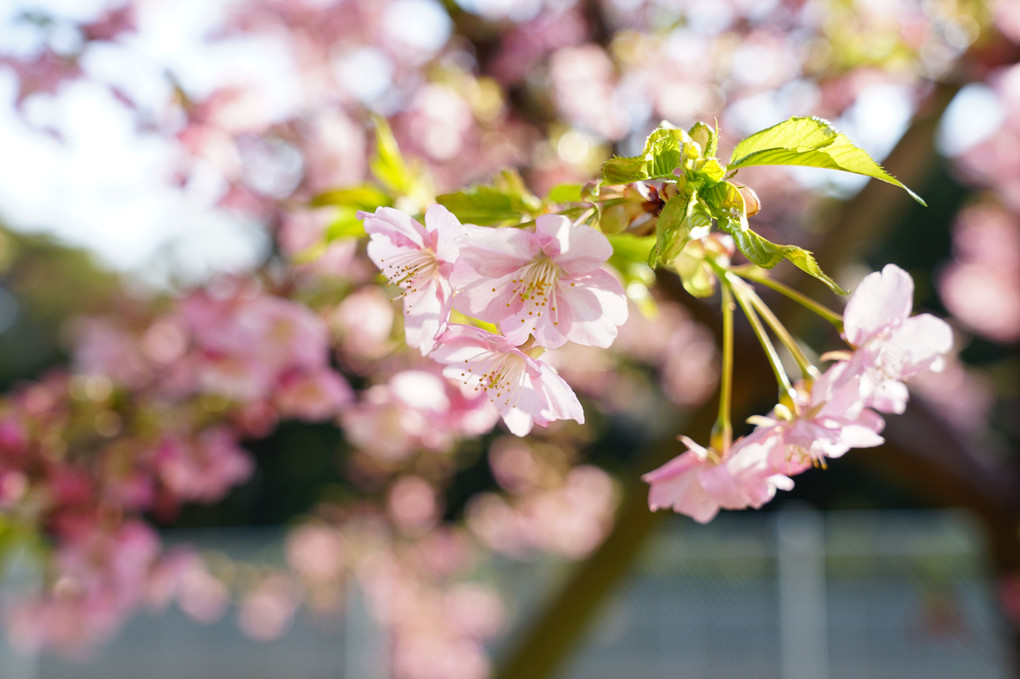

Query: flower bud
left=738, top=185, right=761, bottom=217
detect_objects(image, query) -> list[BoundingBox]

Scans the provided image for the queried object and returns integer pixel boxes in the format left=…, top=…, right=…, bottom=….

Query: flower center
left=380, top=248, right=438, bottom=297
left=457, top=349, right=527, bottom=407
left=511, top=256, right=559, bottom=321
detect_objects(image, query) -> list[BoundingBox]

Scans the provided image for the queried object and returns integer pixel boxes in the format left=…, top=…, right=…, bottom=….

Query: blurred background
left=0, top=0, right=1018, bottom=677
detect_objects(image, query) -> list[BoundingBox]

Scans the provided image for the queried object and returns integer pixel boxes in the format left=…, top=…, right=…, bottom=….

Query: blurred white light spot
left=333, top=47, right=394, bottom=105
left=384, top=0, right=452, bottom=53
left=557, top=130, right=591, bottom=164
left=937, top=83, right=1004, bottom=157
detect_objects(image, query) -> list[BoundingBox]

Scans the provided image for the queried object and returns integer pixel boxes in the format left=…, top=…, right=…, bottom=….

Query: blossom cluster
left=359, top=204, right=629, bottom=437
left=644, top=264, right=953, bottom=523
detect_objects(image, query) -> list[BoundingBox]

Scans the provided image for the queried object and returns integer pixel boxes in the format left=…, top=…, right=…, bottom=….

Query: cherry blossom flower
left=429, top=325, right=583, bottom=437
left=342, top=369, right=498, bottom=461
left=360, top=205, right=463, bottom=353
left=155, top=427, right=253, bottom=504
left=742, top=362, right=886, bottom=475
left=451, top=215, right=627, bottom=349
left=273, top=368, right=353, bottom=421
left=643, top=436, right=794, bottom=524
left=840, top=264, right=954, bottom=414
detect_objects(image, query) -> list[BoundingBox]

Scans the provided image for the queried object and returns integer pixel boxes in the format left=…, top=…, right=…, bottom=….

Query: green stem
left=713, top=265, right=794, bottom=402
left=733, top=266, right=843, bottom=331
left=711, top=283, right=734, bottom=455
left=737, top=279, right=818, bottom=381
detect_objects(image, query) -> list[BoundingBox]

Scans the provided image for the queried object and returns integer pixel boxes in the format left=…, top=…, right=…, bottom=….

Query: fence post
left=777, top=505, right=828, bottom=679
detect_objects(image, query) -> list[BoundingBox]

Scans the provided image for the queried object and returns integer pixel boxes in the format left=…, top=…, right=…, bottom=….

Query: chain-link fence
left=0, top=509, right=1010, bottom=679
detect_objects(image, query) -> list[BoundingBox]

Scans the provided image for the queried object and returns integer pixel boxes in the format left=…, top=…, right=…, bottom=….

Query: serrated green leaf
left=718, top=221, right=846, bottom=294
left=695, top=158, right=726, bottom=184
left=437, top=186, right=538, bottom=226
left=601, top=156, right=651, bottom=185
left=310, top=184, right=391, bottom=210
left=547, top=183, right=585, bottom=203
left=689, top=121, right=716, bottom=158
left=728, top=116, right=925, bottom=206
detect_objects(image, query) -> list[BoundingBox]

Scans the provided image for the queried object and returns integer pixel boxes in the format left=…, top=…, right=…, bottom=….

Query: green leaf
left=600, top=124, right=694, bottom=186
left=719, top=222, right=846, bottom=294
left=326, top=206, right=366, bottom=240
left=437, top=186, right=537, bottom=226
left=547, top=183, right=585, bottom=203
left=368, top=116, right=415, bottom=195
left=694, top=158, right=726, bottom=184
left=601, top=156, right=650, bottom=185
left=651, top=192, right=693, bottom=268
left=606, top=233, right=656, bottom=264
left=728, top=116, right=925, bottom=206
left=688, top=121, right=717, bottom=158
left=310, top=184, right=391, bottom=210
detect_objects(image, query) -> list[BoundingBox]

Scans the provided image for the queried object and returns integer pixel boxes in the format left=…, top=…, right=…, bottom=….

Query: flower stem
left=712, top=264, right=795, bottom=403
left=737, top=279, right=818, bottom=381
left=732, top=266, right=843, bottom=331
left=711, top=282, right=734, bottom=455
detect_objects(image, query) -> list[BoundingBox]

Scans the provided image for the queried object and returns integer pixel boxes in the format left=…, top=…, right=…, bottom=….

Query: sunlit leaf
left=601, top=156, right=650, bottom=185
left=547, top=183, right=585, bottom=203
left=651, top=192, right=692, bottom=268
left=368, top=115, right=415, bottom=195
left=718, top=220, right=846, bottom=294
left=728, top=116, right=925, bottom=206
left=437, top=186, right=538, bottom=225
left=309, top=184, right=391, bottom=210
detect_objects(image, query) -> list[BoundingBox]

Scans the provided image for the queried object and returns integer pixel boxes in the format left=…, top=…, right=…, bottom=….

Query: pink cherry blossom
left=342, top=368, right=498, bottom=461
left=429, top=325, right=583, bottom=437
left=273, top=368, right=353, bottom=421
left=451, top=215, right=628, bottom=349
left=360, top=205, right=463, bottom=353
left=156, top=427, right=253, bottom=504
left=742, top=362, right=886, bottom=475
left=643, top=437, right=794, bottom=524
left=841, top=264, right=954, bottom=414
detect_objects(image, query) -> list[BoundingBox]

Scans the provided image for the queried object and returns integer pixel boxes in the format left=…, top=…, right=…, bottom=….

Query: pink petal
left=535, top=215, right=613, bottom=276
left=843, top=264, right=914, bottom=346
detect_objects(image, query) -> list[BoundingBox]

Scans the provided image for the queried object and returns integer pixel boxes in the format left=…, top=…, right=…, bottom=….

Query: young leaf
left=309, top=184, right=391, bottom=210
left=719, top=222, right=846, bottom=294
left=326, top=206, right=367, bottom=240
left=601, top=156, right=651, bottom=185
left=728, top=117, right=925, bottom=206
left=437, top=186, right=538, bottom=225
left=651, top=192, right=692, bottom=268
left=546, top=183, right=585, bottom=204
left=369, top=115, right=415, bottom=195
left=688, top=121, right=717, bottom=158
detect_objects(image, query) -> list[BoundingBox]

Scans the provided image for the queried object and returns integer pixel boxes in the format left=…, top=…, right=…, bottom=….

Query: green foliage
left=601, top=155, right=651, bottom=185
left=728, top=117, right=926, bottom=205
left=437, top=170, right=542, bottom=226
left=546, top=183, right=585, bottom=204
left=368, top=115, right=420, bottom=197
left=650, top=192, right=693, bottom=268
left=309, top=184, right=391, bottom=210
